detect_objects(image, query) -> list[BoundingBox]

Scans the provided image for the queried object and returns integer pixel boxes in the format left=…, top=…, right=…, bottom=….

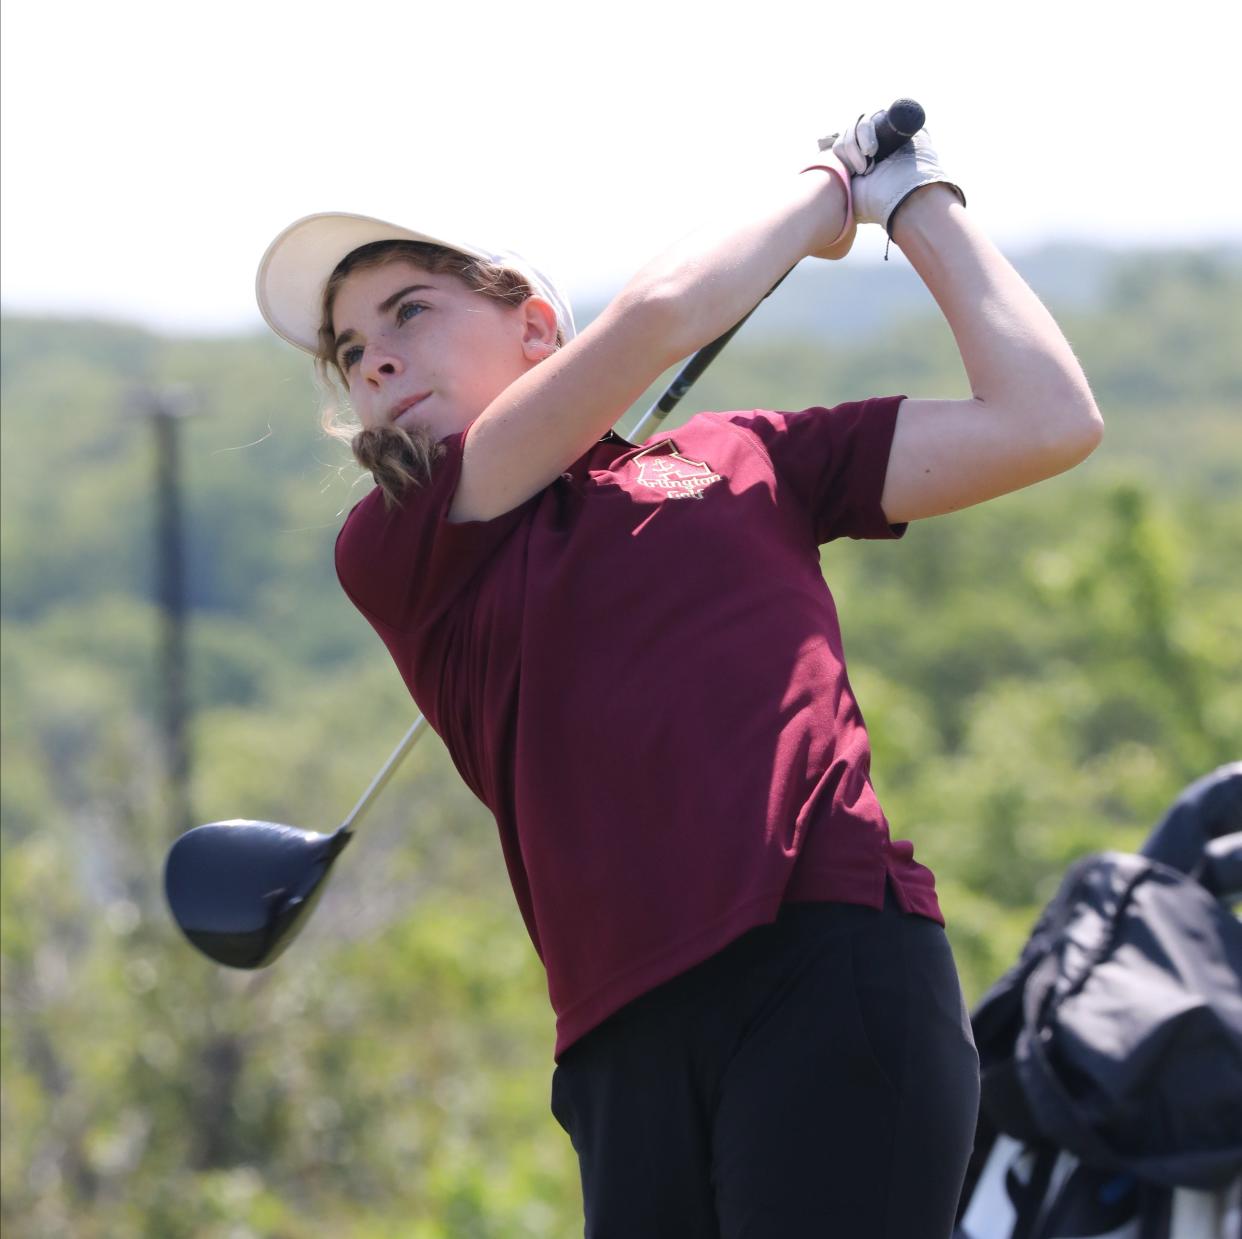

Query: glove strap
left=799, top=162, right=853, bottom=246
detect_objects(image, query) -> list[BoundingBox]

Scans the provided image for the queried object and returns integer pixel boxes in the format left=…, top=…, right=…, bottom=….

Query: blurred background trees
left=2, top=246, right=1239, bottom=1236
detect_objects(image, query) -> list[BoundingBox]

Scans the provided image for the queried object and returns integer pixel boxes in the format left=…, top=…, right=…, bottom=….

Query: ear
left=518, top=295, right=560, bottom=361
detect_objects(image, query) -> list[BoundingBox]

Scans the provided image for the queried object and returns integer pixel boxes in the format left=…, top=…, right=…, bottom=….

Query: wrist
left=889, top=182, right=965, bottom=248
left=798, top=155, right=852, bottom=252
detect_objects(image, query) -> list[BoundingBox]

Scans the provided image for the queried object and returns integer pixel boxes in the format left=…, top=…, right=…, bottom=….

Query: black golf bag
left=954, top=763, right=1242, bottom=1239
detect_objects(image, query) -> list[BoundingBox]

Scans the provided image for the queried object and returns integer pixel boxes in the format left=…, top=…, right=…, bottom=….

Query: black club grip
left=872, top=98, right=925, bottom=161
left=818, top=98, right=926, bottom=165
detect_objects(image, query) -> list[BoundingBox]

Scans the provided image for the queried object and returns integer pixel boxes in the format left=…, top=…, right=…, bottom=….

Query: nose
left=361, top=341, right=404, bottom=387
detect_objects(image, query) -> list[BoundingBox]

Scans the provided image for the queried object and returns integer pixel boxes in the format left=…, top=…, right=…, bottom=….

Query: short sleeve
left=334, top=425, right=528, bottom=632
left=720, top=396, right=909, bottom=543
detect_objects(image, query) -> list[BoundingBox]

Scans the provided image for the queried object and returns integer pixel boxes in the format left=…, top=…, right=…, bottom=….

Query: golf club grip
left=872, top=98, right=925, bottom=162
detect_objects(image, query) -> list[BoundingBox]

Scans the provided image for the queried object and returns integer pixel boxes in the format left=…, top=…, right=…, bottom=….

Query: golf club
left=164, top=716, right=425, bottom=967
left=164, top=99, right=925, bottom=969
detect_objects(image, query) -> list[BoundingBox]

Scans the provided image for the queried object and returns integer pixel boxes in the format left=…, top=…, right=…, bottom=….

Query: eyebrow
left=378, top=282, right=435, bottom=314
left=333, top=283, right=437, bottom=353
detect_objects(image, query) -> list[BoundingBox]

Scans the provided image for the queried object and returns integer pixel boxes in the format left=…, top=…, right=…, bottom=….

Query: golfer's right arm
left=450, top=166, right=850, bottom=523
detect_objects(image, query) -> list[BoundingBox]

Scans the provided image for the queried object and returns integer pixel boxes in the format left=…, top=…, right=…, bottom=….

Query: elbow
left=1069, top=392, right=1105, bottom=463
left=1083, top=404, right=1105, bottom=456
left=1046, top=390, right=1104, bottom=475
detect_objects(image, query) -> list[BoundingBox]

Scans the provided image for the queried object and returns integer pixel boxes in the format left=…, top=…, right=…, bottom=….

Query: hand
left=832, top=115, right=965, bottom=236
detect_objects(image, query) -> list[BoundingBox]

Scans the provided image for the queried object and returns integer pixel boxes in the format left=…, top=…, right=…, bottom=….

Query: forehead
left=331, top=259, right=455, bottom=325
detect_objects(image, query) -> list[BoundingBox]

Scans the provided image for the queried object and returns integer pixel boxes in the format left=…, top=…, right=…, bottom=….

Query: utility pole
left=135, top=385, right=197, bottom=839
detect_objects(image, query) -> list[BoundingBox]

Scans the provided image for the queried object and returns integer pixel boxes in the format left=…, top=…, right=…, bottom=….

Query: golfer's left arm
left=879, top=185, right=1104, bottom=525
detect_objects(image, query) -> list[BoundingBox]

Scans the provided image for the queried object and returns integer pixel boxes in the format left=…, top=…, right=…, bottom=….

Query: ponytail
left=350, top=423, right=446, bottom=509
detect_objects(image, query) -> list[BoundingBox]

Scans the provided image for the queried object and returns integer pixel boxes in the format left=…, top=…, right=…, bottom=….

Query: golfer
left=256, top=112, right=1102, bottom=1237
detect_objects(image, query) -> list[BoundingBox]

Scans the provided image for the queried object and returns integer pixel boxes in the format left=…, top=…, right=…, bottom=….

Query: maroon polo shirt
left=335, top=396, right=943, bottom=1060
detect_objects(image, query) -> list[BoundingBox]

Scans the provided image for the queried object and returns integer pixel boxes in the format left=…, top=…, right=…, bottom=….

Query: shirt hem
left=551, top=866, right=944, bottom=1061
left=552, top=891, right=788, bottom=1061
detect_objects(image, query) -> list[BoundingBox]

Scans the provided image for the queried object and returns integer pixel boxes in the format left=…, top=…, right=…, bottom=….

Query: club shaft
left=339, top=715, right=428, bottom=834
left=628, top=267, right=794, bottom=443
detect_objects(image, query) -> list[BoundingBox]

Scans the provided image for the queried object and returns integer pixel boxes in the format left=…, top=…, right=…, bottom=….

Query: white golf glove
left=830, top=114, right=965, bottom=236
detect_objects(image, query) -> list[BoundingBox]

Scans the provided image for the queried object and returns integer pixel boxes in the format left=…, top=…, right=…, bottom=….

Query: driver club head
left=164, top=819, right=352, bottom=968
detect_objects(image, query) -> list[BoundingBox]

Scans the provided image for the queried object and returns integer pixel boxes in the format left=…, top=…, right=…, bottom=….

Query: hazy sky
left=2, top=0, right=1237, bottom=336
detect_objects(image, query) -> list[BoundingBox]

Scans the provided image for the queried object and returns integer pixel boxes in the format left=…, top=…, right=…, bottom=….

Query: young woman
left=256, top=112, right=1102, bottom=1237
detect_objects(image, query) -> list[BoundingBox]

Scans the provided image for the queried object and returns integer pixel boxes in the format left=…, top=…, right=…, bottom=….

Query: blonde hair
left=316, top=240, right=563, bottom=508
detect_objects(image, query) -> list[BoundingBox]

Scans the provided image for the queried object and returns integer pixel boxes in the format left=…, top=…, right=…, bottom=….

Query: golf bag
left=954, top=763, right=1242, bottom=1239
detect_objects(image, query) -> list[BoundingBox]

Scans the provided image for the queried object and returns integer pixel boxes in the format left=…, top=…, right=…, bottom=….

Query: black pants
left=550, top=885, right=980, bottom=1238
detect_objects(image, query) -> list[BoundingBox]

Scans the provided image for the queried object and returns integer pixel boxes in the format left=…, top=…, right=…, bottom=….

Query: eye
left=396, top=300, right=427, bottom=325
left=339, top=344, right=364, bottom=372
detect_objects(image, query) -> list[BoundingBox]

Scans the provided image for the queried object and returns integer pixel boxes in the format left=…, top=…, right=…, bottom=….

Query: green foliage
left=2, top=249, right=1240, bottom=1234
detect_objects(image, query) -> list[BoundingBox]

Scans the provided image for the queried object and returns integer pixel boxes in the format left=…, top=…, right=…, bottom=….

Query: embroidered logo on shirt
left=631, top=442, right=723, bottom=501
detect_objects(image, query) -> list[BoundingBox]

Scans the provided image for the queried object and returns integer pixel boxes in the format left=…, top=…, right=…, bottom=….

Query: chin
left=402, top=417, right=460, bottom=444
left=392, top=411, right=431, bottom=435
left=405, top=410, right=477, bottom=442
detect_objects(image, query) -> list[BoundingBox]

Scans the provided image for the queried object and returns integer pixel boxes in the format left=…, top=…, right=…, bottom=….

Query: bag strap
left=1010, top=1145, right=1059, bottom=1239
left=1013, top=860, right=1152, bottom=1169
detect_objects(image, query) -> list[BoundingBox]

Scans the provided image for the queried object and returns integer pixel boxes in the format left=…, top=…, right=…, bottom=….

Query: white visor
left=255, top=211, right=577, bottom=355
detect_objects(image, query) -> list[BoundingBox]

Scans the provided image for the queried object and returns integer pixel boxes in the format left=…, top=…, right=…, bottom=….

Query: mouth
left=388, top=393, right=431, bottom=423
